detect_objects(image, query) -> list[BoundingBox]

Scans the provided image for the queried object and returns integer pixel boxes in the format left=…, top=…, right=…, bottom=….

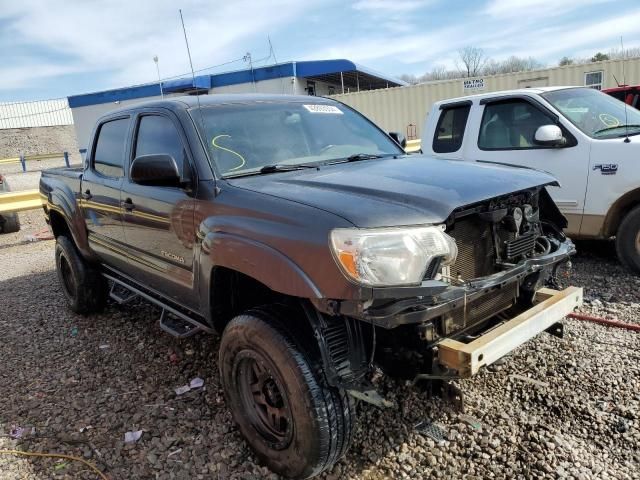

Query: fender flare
left=198, top=231, right=324, bottom=318
left=44, top=180, right=92, bottom=258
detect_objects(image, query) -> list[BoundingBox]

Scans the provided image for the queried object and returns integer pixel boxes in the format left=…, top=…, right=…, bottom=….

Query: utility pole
left=153, top=55, right=164, bottom=98
left=244, top=52, right=257, bottom=92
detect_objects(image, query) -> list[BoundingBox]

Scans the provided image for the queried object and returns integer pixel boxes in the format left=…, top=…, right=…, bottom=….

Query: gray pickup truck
left=40, top=94, right=582, bottom=478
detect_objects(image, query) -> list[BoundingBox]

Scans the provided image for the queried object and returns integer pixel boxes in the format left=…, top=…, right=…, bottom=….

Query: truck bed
left=40, top=166, right=83, bottom=201
left=42, top=166, right=83, bottom=179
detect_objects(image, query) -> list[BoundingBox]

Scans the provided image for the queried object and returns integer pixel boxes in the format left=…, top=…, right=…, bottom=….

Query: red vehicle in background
left=603, top=85, right=640, bottom=108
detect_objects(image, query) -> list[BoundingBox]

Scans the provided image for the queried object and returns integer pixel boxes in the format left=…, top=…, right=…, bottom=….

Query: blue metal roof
left=68, top=59, right=406, bottom=108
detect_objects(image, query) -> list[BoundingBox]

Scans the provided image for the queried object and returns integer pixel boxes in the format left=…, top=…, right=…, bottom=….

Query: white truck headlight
left=330, top=226, right=457, bottom=287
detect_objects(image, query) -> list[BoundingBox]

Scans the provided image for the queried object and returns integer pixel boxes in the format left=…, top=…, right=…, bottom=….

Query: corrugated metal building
left=68, top=59, right=406, bottom=153
left=333, top=57, right=640, bottom=139
left=0, top=98, right=73, bottom=129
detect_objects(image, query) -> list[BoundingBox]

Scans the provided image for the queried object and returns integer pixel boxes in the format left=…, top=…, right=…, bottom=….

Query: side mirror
left=534, top=125, right=566, bottom=147
left=130, top=154, right=181, bottom=187
left=388, top=131, right=407, bottom=149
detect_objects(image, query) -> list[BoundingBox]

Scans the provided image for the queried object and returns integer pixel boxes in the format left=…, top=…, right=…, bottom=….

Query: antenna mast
left=178, top=9, right=208, bottom=147
left=621, top=36, right=630, bottom=143
left=179, top=10, right=198, bottom=89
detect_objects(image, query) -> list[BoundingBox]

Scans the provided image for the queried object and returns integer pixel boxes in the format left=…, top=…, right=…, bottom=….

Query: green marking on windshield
left=212, top=134, right=246, bottom=171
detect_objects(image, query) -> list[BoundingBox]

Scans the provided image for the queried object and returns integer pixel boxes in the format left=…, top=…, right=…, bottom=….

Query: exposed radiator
left=440, top=282, right=518, bottom=335
left=448, top=217, right=496, bottom=281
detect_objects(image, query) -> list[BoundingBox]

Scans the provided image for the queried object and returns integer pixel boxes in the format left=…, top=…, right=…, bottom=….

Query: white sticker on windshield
left=303, top=104, right=343, bottom=114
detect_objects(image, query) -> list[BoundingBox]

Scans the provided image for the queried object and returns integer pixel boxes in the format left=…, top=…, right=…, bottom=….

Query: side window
left=134, top=115, right=186, bottom=174
left=478, top=100, right=555, bottom=150
left=432, top=105, right=470, bottom=153
left=93, top=118, right=129, bottom=177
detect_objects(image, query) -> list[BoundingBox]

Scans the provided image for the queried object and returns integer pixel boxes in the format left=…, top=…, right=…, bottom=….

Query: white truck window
left=432, top=104, right=470, bottom=153
left=478, top=100, right=555, bottom=150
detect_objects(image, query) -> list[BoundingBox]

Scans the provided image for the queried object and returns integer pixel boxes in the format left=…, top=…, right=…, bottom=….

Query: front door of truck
left=81, top=116, right=130, bottom=272
left=472, top=97, right=590, bottom=236
left=119, top=111, right=198, bottom=310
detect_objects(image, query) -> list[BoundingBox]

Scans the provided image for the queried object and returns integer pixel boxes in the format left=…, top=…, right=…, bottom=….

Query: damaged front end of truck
left=308, top=185, right=582, bottom=409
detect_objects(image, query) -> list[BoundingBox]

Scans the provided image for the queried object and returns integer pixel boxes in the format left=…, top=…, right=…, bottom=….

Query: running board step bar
left=159, top=310, right=202, bottom=338
left=109, top=282, right=138, bottom=304
left=103, top=273, right=214, bottom=337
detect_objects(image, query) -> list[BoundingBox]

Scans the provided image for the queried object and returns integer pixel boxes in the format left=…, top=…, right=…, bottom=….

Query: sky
left=1, top=0, right=640, bottom=102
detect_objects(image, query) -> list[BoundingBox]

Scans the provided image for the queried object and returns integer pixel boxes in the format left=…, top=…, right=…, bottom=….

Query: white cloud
left=0, top=0, right=312, bottom=93
left=352, top=0, right=427, bottom=12
left=484, top=0, right=613, bottom=18
left=2, top=0, right=640, bottom=99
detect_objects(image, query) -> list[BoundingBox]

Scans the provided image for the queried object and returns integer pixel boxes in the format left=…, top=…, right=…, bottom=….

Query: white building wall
left=333, top=57, right=640, bottom=139
left=211, top=77, right=298, bottom=95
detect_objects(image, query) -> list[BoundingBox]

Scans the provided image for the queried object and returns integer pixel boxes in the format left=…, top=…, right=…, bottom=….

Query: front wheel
left=219, top=308, right=355, bottom=479
left=616, top=205, right=640, bottom=273
left=55, top=235, right=108, bottom=314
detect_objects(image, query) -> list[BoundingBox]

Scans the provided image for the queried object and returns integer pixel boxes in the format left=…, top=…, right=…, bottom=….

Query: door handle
left=121, top=198, right=135, bottom=211
left=81, top=189, right=92, bottom=200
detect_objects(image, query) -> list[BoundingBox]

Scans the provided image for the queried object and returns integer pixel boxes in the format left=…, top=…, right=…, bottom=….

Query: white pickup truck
left=422, top=86, right=640, bottom=272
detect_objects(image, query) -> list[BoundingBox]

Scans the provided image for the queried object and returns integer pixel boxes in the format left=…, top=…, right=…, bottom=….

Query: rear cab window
left=433, top=103, right=471, bottom=153
left=93, top=118, right=130, bottom=177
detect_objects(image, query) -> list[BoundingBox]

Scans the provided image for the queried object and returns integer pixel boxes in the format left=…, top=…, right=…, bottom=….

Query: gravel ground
left=0, top=211, right=638, bottom=479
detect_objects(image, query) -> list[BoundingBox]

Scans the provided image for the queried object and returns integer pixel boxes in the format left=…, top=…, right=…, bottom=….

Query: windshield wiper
left=346, top=153, right=383, bottom=162
left=328, top=153, right=397, bottom=165
left=259, top=164, right=319, bottom=174
left=593, top=124, right=640, bottom=135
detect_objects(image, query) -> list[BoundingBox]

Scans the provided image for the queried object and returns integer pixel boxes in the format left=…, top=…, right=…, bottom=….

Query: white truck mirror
left=534, top=125, right=565, bottom=146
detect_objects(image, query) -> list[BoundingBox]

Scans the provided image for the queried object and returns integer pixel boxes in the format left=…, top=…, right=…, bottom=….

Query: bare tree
left=423, top=65, right=452, bottom=81
left=398, top=74, right=419, bottom=85
left=457, top=46, right=486, bottom=77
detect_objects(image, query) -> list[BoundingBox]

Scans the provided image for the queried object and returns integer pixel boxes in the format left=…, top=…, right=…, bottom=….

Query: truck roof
left=432, top=86, right=583, bottom=106
left=106, top=93, right=336, bottom=115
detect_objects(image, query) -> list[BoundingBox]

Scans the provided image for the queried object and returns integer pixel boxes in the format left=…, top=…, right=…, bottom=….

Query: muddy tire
left=219, top=307, right=355, bottom=479
left=55, top=235, right=108, bottom=314
left=616, top=205, right=640, bottom=273
left=0, top=213, right=20, bottom=233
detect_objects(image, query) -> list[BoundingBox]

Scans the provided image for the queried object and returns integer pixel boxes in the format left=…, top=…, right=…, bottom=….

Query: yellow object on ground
left=0, top=449, right=109, bottom=480
left=0, top=189, right=42, bottom=214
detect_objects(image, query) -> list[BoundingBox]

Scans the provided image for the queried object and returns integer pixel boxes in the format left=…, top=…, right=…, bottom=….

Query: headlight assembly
left=330, top=225, right=457, bottom=287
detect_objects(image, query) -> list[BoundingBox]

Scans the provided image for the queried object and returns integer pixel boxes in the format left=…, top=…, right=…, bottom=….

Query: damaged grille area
left=505, top=233, right=536, bottom=259
left=445, top=190, right=544, bottom=282
left=447, top=217, right=496, bottom=281
left=439, top=282, right=518, bottom=335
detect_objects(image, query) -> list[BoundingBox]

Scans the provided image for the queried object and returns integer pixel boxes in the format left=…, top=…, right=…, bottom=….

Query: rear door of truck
left=80, top=115, right=131, bottom=272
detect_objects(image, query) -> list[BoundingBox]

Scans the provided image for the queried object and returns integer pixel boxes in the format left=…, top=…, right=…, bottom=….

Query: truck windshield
left=542, top=87, right=640, bottom=139
left=191, top=101, right=404, bottom=177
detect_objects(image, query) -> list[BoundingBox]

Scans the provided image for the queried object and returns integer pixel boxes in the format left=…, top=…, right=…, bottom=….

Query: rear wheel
left=616, top=205, right=640, bottom=273
left=55, top=235, right=108, bottom=314
left=219, top=307, right=355, bottom=479
left=0, top=213, right=20, bottom=233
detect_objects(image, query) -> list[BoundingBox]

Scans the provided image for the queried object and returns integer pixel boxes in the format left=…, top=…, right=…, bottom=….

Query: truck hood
left=228, top=155, right=558, bottom=228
